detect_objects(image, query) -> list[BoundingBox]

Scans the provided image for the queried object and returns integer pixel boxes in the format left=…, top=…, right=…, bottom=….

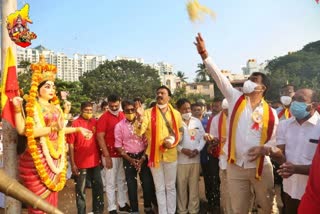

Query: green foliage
left=194, top=63, right=223, bottom=99
left=266, top=40, right=320, bottom=101
left=176, top=71, right=188, bottom=82
left=17, top=62, right=89, bottom=115
left=54, top=79, right=90, bottom=114
left=194, top=63, right=209, bottom=82
left=79, top=60, right=161, bottom=102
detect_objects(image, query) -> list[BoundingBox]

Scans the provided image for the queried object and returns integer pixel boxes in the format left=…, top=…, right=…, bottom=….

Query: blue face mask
left=290, top=101, right=310, bottom=120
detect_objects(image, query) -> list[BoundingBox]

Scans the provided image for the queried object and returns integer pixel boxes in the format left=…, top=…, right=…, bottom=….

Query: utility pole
left=0, top=0, right=21, bottom=213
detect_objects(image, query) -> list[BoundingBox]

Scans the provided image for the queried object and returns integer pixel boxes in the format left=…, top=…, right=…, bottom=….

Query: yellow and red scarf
left=149, top=104, right=179, bottom=167
left=277, top=108, right=291, bottom=119
left=212, top=112, right=227, bottom=157
left=228, top=95, right=275, bottom=180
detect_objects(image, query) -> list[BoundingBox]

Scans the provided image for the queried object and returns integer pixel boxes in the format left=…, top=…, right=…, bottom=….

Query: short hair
left=100, top=100, right=108, bottom=109
left=251, top=72, right=270, bottom=96
left=213, top=97, right=224, bottom=103
left=191, top=102, right=203, bottom=109
left=156, top=85, right=172, bottom=97
left=107, top=94, right=121, bottom=103
left=80, top=101, right=93, bottom=111
left=176, top=98, right=191, bottom=109
left=121, top=99, right=135, bottom=110
left=133, top=97, right=143, bottom=104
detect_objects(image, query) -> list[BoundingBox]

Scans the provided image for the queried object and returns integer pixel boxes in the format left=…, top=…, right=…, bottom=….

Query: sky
left=17, top=0, right=320, bottom=82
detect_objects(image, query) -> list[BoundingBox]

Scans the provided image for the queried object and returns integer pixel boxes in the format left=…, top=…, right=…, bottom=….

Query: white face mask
left=109, top=109, right=120, bottom=116
left=181, top=112, right=192, bottom=121
left=280, top=96, right=292, bottom=106
left=157, top=103, right=168, bottom=109
left=221, top=99, right=229, bottom=109
left=242, top=80, right=258, bottom=94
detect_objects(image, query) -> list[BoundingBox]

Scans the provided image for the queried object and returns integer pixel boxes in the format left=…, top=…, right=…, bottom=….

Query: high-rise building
left=150, top=61, right=181, bottom=93
left=242, top=59, right=267, bottom=75
left=17, top=46, right=106, bottom=81
left=114, top=56, right=144, bottom=64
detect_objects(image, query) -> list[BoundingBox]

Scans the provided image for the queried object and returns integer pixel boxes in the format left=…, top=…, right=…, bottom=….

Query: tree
left=195, top=63, right=210, bottom=82
left=79, top=60, right=161, bottom=102
left=176, top=71, right=188, bottom=82
left=18, top=67, right=89, bottom=115
left=266, top=40, right=320, bottom=101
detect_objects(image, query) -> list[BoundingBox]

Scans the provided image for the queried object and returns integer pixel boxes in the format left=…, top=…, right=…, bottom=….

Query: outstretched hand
left=79, top=127, right=93, bottom=140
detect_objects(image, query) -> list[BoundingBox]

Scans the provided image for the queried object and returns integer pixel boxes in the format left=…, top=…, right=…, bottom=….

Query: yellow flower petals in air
left=186, top=0, right=216, bottom=22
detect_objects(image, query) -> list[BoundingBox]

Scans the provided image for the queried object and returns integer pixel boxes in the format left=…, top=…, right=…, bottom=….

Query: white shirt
left=276, top=112, right=320, bottom=199
left=209, top=111, right=229, bottom=170
left=204, top=57, right=279, bottom=168
left=177, top=117, right=206, bottom=164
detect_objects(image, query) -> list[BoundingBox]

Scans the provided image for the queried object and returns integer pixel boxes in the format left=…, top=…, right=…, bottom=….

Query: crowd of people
left=10, top=34, right=320, bottom=214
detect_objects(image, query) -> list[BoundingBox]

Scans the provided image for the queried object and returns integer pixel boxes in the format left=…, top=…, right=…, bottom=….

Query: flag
left=1, top=47, right=20, bottom=128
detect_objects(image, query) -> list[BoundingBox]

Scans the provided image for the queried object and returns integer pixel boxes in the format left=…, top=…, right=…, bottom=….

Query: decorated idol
left=13, top=56, right=91, bottom=213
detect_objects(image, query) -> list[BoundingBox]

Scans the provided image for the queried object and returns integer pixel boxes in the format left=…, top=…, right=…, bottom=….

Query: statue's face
left=39, top=81, right=56, bottom=101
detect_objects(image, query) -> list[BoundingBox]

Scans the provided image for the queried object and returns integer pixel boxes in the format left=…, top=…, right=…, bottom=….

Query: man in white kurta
left=275, top=88, right=320, bottom=214
left=194, top=33, right=279, bottom=214
left=176, top=98, right=205, bottom=214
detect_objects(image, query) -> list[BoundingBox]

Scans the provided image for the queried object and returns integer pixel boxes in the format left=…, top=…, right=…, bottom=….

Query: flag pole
left=0, top=0, right=21, bottom=213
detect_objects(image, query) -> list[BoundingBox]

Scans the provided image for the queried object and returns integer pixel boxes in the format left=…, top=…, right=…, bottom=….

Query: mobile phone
left=309, top=139, right=319, bottom=144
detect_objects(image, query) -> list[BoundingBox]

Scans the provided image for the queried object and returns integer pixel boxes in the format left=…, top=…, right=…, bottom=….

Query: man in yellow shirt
left=135, top=85, right=183, bottom=214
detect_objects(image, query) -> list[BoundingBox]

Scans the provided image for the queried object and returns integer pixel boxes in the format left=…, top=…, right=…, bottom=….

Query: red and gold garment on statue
left=19, top=102, right=67, bottom=214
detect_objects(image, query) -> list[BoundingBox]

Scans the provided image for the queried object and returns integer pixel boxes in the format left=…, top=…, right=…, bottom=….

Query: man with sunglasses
left=115, top=99, right=157, bottom=214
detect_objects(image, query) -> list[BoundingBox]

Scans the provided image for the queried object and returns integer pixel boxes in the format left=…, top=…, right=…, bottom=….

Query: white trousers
left=103, top=157, right=128, bottom=211
left=150, top=161, right=177, bottom=214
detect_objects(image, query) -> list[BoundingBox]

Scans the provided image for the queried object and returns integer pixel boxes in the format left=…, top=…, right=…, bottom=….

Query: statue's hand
left=12, top=96, right=23, bottom=107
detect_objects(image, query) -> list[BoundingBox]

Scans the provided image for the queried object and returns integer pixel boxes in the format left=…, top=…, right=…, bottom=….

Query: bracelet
left=50, top=126, right=58, bottom=133
left=14, top=106, right=22, bottom=113
left=199, top=49, right=207, bottom=55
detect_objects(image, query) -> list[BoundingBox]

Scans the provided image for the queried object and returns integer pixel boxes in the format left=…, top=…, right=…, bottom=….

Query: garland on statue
left=25, top=67, right=67, bottom=192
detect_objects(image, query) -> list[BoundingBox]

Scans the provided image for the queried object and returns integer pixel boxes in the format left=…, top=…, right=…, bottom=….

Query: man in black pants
left=196, top=98, right=223, bottom=214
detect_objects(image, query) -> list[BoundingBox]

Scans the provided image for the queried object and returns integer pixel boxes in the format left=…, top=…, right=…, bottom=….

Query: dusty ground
left=0, top=177, right=206, bottom=214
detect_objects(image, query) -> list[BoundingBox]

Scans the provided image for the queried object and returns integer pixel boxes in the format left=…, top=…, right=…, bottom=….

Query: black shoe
left=119, top=203, right=131, bottom=213
left=109, top=210, right=117, bottom=214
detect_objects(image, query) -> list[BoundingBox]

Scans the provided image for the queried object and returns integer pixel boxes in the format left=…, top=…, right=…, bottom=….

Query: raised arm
left=194, top=33, right=236, bottom=99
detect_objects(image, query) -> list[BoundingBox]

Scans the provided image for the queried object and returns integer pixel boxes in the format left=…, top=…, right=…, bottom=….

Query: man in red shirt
left=67, top=101, right=104, bottom=214
left=97, top=94, right=130, bottom=214
left=298, top=142, right=320, bottom=213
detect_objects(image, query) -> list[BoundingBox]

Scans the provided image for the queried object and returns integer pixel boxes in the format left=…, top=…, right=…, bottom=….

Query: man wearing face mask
left=67, top=102, right=104, bottom=214
left=195, top=33, right=279, bottom=214
left=115, top=99, right=157, bottom=214
left=268, top=88, right=320, bottom=214
left=97, top=94, right=130, bottom=214
left=175, top=98, right=205, bottom=214
left=273, top=84, right=295, bottom=213
left=135, top=85, right=183, bottom=214
left=277, top=84, right=295, bottom=120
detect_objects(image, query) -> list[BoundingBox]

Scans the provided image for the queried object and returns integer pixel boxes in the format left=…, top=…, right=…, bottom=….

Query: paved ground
left=1, top=177, right=207, bottom=214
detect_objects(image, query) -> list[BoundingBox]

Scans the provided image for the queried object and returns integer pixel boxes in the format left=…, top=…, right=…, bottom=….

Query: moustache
left=157, top=96, right=163, bottom=100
